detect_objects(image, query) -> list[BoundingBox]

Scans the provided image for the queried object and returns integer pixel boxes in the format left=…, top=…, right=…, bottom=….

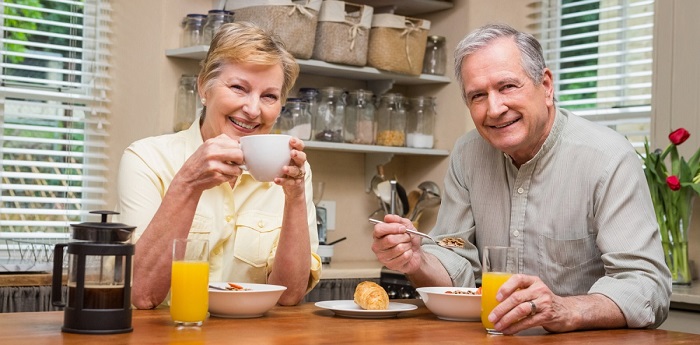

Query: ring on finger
left=528, top=300, right=537, bottom=317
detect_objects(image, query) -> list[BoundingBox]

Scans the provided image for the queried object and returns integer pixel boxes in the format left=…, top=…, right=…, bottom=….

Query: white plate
left=314, top=300, right=417, bottom=319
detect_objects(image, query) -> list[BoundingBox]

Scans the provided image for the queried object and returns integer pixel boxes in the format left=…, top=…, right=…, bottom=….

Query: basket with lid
left=311, top=1, right=373, bottom=66
left=367, top=13, right=431, bottom=76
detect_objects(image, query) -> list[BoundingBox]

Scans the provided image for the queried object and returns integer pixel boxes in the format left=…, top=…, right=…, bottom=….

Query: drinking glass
left=481, top=246, right=519, bottom=335
left=170, top=238, right=209, bottom=327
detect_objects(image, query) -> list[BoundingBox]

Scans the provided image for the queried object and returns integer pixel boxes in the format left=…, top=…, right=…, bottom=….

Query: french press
left=52, top=210, right=136, bottom=334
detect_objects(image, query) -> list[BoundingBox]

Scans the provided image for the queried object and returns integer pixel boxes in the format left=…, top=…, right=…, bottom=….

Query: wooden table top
left=2, top=300, right=699, bottom=344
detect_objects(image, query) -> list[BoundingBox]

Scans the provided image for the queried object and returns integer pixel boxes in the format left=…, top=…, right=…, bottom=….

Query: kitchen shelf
left=304, top=141, right=449, bottom=192
left=165, top=46, right=450, bottom=94
left=353, top=0, right=453, bottom=16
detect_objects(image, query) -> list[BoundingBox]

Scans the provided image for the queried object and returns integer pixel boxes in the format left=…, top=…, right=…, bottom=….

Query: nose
left=242, top=95, right=262, bottom=118
left=486, top=93, right=507, bottom=118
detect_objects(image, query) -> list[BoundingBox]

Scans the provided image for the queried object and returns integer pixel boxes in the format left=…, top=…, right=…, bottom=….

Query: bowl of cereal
left=415, top=286, right=481, bottom=321
left=208, top=282, right=287, bottom=318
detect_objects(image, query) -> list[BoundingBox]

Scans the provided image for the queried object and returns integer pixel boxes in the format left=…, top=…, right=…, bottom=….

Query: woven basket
left=227, top=0, right=322, bottom=59
left=367, top=14, right=431, bottom=76
left=311, top=1, right=373, bottom=67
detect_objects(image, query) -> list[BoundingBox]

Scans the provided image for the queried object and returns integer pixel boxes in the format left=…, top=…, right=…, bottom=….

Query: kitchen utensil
left=395, top=181, right=409, bottom=217
left=407, top=190, right=420, bottom=219
left=377, top=180, right=408, bottom=216
left=370, top=166, right=388, bottom=215
left=368, top=219, right=454, bottom=250
left=410, top=194, right=441, bottom=221
left=417, top=180, right=441, bottom=198
left=326, top=237, right=347, bottom=246
left=52, top=210, right=135, bottom=334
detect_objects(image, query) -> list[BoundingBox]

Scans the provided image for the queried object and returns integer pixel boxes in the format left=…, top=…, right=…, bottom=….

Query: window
left=0, top=0, right=111, bottom=239
left=533, top=0, right=655, bottom=150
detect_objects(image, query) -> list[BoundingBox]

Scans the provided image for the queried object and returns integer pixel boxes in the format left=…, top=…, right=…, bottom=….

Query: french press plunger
left=52, top=210, right=136, bottom=334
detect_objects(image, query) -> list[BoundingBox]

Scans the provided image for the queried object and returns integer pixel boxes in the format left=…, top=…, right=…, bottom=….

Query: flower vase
left=658, top=198, right=693, bottom=285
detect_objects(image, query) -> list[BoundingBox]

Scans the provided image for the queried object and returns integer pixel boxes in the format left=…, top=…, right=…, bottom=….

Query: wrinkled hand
left=175, top=134, right=245, bottom=192
left=276, top=137, right=307, bottom=197
left=370, top=214, right=423, bottom=274
left=489, top=274, right=577, bottom=334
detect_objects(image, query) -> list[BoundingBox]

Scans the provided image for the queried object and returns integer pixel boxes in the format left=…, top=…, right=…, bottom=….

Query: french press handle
left=51, top=243, right=67, bottom=308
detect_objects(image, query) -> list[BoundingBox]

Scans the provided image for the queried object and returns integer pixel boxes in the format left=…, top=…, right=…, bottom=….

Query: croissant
left=354, top=281, right=389, bottom=310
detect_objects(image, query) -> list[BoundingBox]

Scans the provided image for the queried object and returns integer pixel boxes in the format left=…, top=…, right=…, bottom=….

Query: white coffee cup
left=239, top=134, right=292, bottom=182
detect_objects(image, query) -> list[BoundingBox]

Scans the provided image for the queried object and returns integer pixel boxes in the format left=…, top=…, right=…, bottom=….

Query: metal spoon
left=368, top=218, right=456, bottom=250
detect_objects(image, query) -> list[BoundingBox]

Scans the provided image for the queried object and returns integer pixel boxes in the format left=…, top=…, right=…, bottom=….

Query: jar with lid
left=298, top=87, right=319, bottom=127
left=406, top=96, right=436, bottom=149
left=174, top=75, right=198, bottom=132
left=422, top=35, right=446, bottom=75
left=180, top=14, right=207, bottom=47
left=375, top=93, right=406, bottom=147
left=313, top=87, right=345, bottom=142
left=202, top=10, right=234, bottom=44
left=344, top=89, right=375, bottom=145
left=278, top=98, right=312, bottom=140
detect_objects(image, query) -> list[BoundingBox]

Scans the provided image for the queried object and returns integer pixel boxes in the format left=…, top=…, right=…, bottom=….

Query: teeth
left=495, top=120, right=516, bottom=129
left=231, top=117, right=256, bottom=130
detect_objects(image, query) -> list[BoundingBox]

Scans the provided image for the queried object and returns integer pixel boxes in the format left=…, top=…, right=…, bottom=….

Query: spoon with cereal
left=368, top=218, right=464, bottom=250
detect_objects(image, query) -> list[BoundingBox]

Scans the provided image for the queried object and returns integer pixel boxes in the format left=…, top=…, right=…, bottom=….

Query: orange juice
left=170, top=260, right=209, bottom=324
left=480, top=272, right=513, bottom=330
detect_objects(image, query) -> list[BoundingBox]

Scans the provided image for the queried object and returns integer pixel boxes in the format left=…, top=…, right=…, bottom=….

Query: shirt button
left=517, top=187, right=524, bottom=194
left=513, top=230, right=520, bottom=237
left=258, top=220, right=265, bottom=228
left=225, top=216, right=233, bottom=223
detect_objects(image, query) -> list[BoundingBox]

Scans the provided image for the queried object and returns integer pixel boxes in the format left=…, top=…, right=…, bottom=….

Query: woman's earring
left=201, top=98, right=206, bottom=105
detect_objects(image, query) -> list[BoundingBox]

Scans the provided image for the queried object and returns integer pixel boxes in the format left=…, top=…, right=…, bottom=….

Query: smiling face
left=199, top=62, right=284, bottom=141
left=461, top=37, right=555, bottom=166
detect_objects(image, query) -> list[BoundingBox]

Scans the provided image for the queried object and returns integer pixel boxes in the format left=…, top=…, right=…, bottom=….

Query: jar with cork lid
left=375, top=93, right=406, bottom=147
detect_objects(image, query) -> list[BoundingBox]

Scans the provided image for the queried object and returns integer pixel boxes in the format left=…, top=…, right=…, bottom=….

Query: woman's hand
left=275, top=137, right=307, bottom=196
left=174, top=134, right=245, bottom=192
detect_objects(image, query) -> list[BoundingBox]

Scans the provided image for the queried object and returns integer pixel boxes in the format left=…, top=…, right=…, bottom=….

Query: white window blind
left=0, top=0, right=112, bottom=234
left=533, top=0, right=655, bottom=150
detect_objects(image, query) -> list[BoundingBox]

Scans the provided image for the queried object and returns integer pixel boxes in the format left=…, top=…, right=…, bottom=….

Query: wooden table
left=2, top=300, right=699, bottom=344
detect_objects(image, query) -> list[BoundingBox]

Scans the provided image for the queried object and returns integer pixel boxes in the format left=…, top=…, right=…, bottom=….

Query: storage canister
left=313, top=87, right=345, bottom=142
left=406, top=96, right=436, bottom=149
left=174, top=75, right=198, bottom=132
left=375, top=93, right=406, bottom=147
left=180, top=14, right=207, bottom=47
left=202, top=10, right=234, bottom=44
left=367, top=14, right=431, bottom=76
left=279, top=98, right=312, bottom=140
left=226, top=0, right=322, bottom=59
left=344, top=89, right=375, bottom=144
left=422, top=35, right=446, bottom=75
left=312, top=1, right=373, bottom=67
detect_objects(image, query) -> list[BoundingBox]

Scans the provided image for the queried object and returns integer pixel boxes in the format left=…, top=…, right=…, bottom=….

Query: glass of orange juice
left=481, top=246, right=519, bottom=335
left=170, top=238, right=209, bottom=327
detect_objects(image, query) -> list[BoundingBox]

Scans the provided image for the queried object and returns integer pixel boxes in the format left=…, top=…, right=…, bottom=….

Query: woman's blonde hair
left=198, top=22, right=299, bottom=119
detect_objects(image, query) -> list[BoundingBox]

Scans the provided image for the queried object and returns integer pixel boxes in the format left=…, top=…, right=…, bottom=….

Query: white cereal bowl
left=208, top=282, right=287, bottom=318
left=415, top=287, right=481, bottom=322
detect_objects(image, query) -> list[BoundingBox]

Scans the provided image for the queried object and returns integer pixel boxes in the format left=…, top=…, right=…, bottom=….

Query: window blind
left=532, top=0, right=655, bottom=150
left=0, top=0, right=112, bottom=233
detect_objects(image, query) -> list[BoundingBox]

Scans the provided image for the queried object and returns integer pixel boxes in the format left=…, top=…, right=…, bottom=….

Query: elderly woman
left=117, top=22, right=321, bottom=309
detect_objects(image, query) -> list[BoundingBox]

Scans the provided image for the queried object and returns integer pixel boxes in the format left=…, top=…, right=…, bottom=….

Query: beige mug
left=240, top=134, right=292, bottom=182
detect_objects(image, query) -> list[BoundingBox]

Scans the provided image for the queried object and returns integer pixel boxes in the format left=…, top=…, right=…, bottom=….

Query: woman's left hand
left=276, top=137, right=307, bottom=195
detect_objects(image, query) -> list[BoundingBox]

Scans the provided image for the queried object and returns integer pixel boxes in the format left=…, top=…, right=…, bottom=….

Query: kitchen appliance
left=379, top=267, right=419, bottom=299
left=51, top=210, right=136, bottom=334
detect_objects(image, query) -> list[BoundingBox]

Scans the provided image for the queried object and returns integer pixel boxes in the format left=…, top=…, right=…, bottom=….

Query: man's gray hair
left=454, top=23, right=547, bottom=102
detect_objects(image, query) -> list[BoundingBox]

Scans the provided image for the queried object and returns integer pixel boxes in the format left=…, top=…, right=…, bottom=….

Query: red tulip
left=669, top=128, right=690, bottom=145
left=667, top=176, right=681, bottom=191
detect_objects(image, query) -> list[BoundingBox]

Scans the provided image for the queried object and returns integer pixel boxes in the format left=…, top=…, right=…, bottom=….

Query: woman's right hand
left=371, top=214, right=424, bottom=274
left=174, top=134, right=246, bottom=192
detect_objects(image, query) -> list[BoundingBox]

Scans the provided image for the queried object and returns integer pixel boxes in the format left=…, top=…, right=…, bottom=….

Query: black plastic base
left=62, top=307, right=133, bottom=334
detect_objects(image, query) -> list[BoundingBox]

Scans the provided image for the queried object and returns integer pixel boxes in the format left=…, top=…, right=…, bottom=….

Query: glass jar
left=279, top=98, right=312, bottom=140
left=174, top=75, right=198, bottom=132
left=202, top=10, right=234, bottom=44
left=180, top=14, right=207, bottom=47
left=313, top=87, right=345, bottom=142
left=406, top=96, right=436, bottom=149
left=344, top=89, right=375, bottom=145
left=298, top=87, right=319, bottom=128
left=375, top=93, right=406, bottom=147
left=422, top=35, right=446, bottom=75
